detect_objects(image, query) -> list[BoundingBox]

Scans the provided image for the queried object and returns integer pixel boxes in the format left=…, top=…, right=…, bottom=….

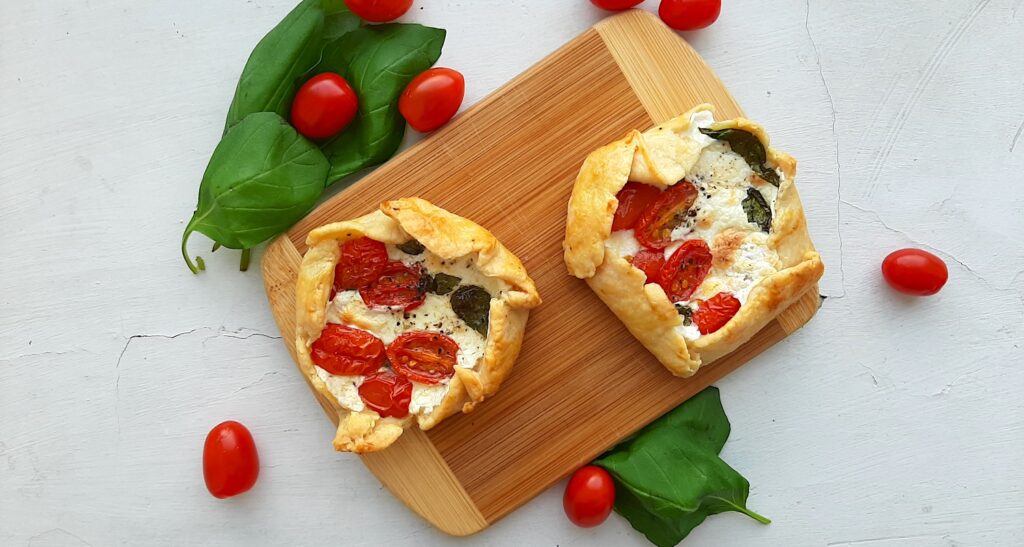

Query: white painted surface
left=1, top=0, right=1022, bottom=545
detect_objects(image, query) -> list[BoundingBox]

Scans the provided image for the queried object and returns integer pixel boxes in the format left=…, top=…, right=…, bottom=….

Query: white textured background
left=2, top=0, right=1022, bottom=545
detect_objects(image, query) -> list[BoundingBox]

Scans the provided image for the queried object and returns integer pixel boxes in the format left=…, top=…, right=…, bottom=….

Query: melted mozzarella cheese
left=692, top=231, right=780, bottom=304
left=314, top=367, right=364, bottom=411
left=606, top=229, right=642, bottom=258
left=319, top=245, right=503, bottom=416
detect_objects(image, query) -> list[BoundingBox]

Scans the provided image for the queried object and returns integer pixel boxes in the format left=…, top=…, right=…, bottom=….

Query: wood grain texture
left=262, top=9, right=819, bottom=536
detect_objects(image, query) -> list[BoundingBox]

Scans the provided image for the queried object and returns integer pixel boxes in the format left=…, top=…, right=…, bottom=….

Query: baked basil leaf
left=450, top=285, right=490, bottom=335
left=224, top=0, right=326, bottom=131
left=432, top=273, right=461, bottom=296
left=313, top=24, right=445, bottom=185
left=742, top=187, right=772, bottom=233
left=396, top=239, right=425, bottom=255
left=594, top=387, right=769, bottom=546
left=181, top=112, right=329, bottom=273
left=699, top=127, right=780, bottom=187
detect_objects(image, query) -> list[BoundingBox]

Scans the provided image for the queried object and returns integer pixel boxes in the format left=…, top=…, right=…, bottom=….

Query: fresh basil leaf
left=594, top=387, right=769, bottom=546
left=396, top=239, right=425, bottom=255
left=450, top=285, right=490, bottom=335
left=742, top=187, right=772, bottom=233
left=432, top=273, right=461, bottom=296
left=613, top=483, right=707, bottom=547
left=224, top=0, right=326, bottom=131
left=181, top=112, right=329, bottom=273
left=698, top=127, right=780, bottom=187
left=321, top=0, right=360, bottom=41
left=313, top=24, right=445, bottom=185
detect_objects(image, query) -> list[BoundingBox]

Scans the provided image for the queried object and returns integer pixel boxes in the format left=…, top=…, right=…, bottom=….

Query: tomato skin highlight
left=612, top=182, right=663, bottom=232
left=311, top=324, right=387, bottom=375
left=630, top=249, right=666, bottom=283
left=387, top=332, right=459, bottom=385
left=358, top=370, right=412, bottom=418
left=882, top=248, right=948, bottom=296
left=692, top=292, right=741, bottom=334
left=344, top=0, right=413, bottom=22
left=399, top=68, right=465, bottom=132
left=658, top=0, right=722, bottom=31
left=590, top=0, right=644, bottom=10
left=564, top=465, right=616, bottom=528
left=359, top=262, right=427, bottom=311
left=659, top=239, right=713, bottom=301
left=203, top=421, right=259, bottom=499
left=335, top=237, right=389, bottom=292
left=290, top=73, right=358, bottom=139
left=635, top=181, right=699, bottom=249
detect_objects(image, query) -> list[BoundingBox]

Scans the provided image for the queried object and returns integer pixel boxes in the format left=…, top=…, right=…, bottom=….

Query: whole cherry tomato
left=203, top=421, right=259, bottom=499
left=612, top=182, right=663, bottom=232
left=344, top=0, right=412, bottom=22
left=358, top=370, right=413, bottom=418
left=335, top=237, right=389, bottom=292
left=629, top=249, right=666, bottom=283
left=590, top=0, right=644, bottom=10
left=387, top=332, right=459, bottom=384
left=881, top=248, right=948, bottom=296
left=359, top=262, right=426, bottom=311
left=692, top=292, right=741, bottom=334
left=290, top=73, right=358, bottom=139
left=563, top=465, right=616, bottom=528
left=659, top=239, right=712, bottom=301
left=635, top=180, right=699, bottom=249
left=659, top=0, right=721, bottom=31
left=399, top=68, right=465, bottom=132
left=311, top=324, right=387, bottom=375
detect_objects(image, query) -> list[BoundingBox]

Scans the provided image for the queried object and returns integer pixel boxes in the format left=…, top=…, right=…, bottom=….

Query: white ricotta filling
left=318, top=245, right=505, bottom=416
left=604, top=118, right=788, bottom=339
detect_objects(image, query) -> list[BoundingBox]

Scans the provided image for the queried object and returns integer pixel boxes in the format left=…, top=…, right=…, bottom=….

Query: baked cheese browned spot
left=711, top=229, right=745, bottom=270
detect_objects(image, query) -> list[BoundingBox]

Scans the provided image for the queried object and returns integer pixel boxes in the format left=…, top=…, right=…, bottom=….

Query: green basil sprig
left=595, top=387, right=769, bottom=547
left=182, top=0, right=446, bottom=272
left=181, top=112, right=329, bottom=273
left=314, top=24, right=445, bottom=184
left=742, top=187, right=772, bottom=233
left=699, top=127, right=780, bottom=187
left=224, top=0, right=326, bottom=131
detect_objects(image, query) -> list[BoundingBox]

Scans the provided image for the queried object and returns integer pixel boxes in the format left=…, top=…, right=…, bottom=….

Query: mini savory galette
left=563, top=104, right=823, bottom=377
left=295, top=198, right=540, bottom=453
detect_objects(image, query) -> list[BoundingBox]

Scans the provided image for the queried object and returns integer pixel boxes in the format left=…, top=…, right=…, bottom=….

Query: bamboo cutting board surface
left=262, top=9, right=820, bottom=536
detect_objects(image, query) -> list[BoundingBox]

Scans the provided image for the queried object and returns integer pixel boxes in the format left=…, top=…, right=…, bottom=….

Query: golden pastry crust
left=296, top=198, right=541, bottom=452
left=563, top=104, right=823, bottom=377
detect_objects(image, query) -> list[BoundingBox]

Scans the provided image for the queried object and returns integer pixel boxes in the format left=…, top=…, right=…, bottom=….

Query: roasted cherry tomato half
left=399, top=68, right=465, bottom=133
left=881, top=248, right=948, bottom=296
left=659, top=239, right=712, bottom=301
left=290, top=73, right=358, bottom=139
left=692, top=292, right=741, bottom=335
left=387, top=332, right=459, bottom=385
left=635, top=180, right=699, bottom=249
left=359, top=262, right=426, bottom=311
left=335, top=237, right=389, bottom=292
left=563, top=465, right=616, bottom=528
left=590, top=0, right=644, bottom=10
left=310, top=324, right=387, bottom=376
left=344, top=0, right=413, bottom=22
left=658, top=0, right=722, bottom=31
left=203, top=420, right=259, bottom=499
left=612, top=182, right=663, bottom=232
left=358, top=370, right=413, bottom=418
left=629, top=249, right=666, bottom=283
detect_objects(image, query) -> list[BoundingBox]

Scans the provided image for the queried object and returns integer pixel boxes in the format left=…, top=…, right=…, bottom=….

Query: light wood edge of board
left=261, top=235, right=488, bottom=536
left=595, top=9, right=743, bottom=122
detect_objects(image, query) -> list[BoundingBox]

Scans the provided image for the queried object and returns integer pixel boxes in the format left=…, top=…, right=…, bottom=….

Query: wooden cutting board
left=262, top=9, right=820, bottom=536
